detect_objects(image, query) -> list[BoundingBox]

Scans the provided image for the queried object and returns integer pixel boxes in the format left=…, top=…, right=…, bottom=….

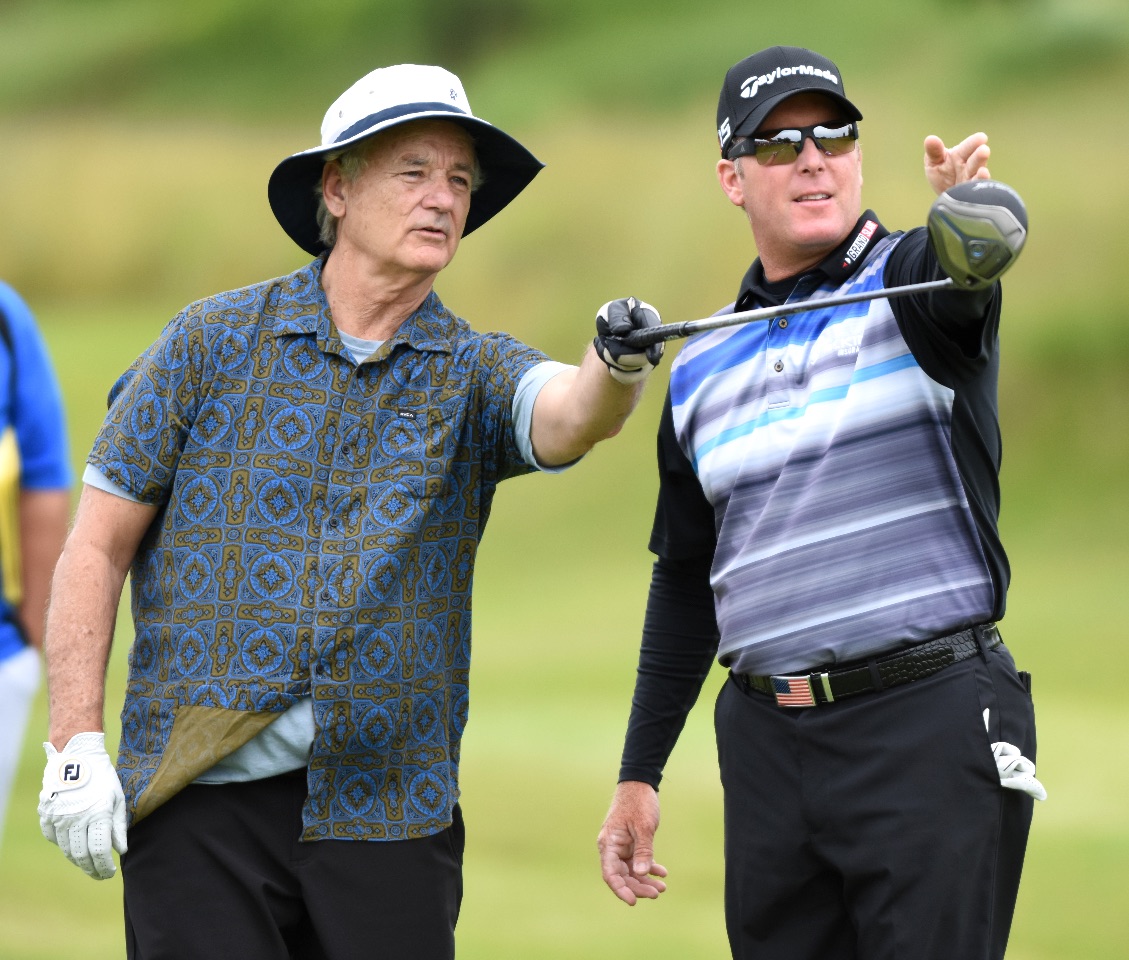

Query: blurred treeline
left=1, top=0, right=1126, bottom=463
left=0, top=1, right=1127, bottom=958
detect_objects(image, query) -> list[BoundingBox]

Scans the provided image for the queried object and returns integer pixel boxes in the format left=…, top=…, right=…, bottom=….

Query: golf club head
left=927, top=180, right=1028, bottom=290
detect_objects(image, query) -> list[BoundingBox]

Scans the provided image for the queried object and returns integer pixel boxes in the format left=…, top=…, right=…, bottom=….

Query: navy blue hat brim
left=268, top=113, right=544, bottom=256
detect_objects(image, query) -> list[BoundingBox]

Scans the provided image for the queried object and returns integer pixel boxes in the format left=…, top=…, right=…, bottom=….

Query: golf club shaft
left=620, top=277, right=956, bottom=348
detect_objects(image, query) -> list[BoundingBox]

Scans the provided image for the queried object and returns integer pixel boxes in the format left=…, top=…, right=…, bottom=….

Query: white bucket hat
left=268, top=64, right=544, bottom=255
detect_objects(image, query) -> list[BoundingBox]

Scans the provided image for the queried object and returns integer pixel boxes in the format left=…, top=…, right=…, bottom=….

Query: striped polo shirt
left=666, top=227, right=1001, bottom=675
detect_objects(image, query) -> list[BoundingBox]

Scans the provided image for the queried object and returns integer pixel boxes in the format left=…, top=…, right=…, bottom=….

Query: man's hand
left=593, top=297, right=664, bottom=385
left=924, top=132, right=991, bottom=196
left=597, top=780, right=668, bottom=905
left=38, top=732, right=128, bottom=880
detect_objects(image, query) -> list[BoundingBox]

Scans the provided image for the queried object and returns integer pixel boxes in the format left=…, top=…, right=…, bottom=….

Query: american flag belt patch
left=770, top=672, right=834, bottom=708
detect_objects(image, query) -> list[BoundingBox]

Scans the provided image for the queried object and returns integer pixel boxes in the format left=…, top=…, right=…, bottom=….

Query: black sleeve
left=619, top=391, right=720, bottom=788
left=885, top=226, right=1002, bottom=386
left=617, top=554, right=720, bottom=789
left=648, top=391, right=717, bottom=559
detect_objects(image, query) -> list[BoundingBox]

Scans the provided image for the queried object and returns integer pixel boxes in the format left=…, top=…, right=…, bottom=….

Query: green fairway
left=1, top=1, right=1127, bottom=957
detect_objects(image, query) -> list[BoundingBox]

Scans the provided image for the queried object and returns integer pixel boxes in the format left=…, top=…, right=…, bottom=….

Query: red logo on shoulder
left=842, top=219, right=879, bottom=268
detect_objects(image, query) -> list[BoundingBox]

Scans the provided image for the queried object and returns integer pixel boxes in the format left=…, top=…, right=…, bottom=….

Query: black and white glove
left=593, top=297, right=664, bottom=385
left=38, top=732, right=128, bottom=880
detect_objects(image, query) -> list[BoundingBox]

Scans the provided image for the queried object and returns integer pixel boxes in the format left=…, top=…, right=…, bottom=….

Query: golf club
left=619, top=180, right=1027, bottom=349
left=618, top=277, right=956, bottom=348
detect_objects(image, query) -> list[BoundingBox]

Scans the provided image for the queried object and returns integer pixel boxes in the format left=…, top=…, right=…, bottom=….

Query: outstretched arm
left=529, top=298, right=663, bottom=467
left=529, top=345, right=644, bottom=467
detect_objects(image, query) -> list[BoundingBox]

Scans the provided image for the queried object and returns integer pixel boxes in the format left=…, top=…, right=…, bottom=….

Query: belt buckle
left=770, top=673, right=818, bottom=708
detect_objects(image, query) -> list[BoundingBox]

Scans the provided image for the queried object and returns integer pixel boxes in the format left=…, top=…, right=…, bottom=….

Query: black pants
left=122, top=770, right=464, bottom=960
left=716, top=641, right=1036, bottom=960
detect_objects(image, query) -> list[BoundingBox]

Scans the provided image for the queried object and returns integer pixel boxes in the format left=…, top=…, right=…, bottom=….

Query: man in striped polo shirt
left=597, top=46, right=1042, bottom=960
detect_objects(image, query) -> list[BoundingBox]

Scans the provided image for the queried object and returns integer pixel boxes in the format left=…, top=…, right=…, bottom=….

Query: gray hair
left=315, top=129, right=485, bottom=249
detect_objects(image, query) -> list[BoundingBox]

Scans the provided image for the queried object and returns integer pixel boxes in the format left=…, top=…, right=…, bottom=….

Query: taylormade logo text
left=740, top=65, right=839, bottom=100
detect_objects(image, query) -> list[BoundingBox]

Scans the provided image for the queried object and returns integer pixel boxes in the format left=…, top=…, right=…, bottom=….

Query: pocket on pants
left=971, top=641, right=1038, bottom=766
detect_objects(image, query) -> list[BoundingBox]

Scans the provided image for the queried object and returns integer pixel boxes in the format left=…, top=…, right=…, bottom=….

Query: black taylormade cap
left=716, top=46, right=863, bottom=158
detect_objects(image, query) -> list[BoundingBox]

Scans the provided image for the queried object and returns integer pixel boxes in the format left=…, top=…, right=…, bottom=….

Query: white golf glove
left=38, top=732, right=128, bottom=880
left=983, top=709, right=1046, bottom=801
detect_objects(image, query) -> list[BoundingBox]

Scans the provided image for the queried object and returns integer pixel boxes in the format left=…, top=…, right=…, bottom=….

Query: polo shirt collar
left=735, top=210, right=889, bottom=310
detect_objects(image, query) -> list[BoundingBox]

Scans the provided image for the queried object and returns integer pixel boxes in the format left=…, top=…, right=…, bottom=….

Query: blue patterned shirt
left=91, top=258, right=547, bottom=840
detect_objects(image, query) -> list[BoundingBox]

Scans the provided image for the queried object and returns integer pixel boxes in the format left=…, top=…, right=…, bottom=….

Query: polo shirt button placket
left=764, top=317, right=789, bottom=408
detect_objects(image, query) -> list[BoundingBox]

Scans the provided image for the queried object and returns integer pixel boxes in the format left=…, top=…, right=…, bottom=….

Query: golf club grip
left=620, top=324, right=688, bottom=348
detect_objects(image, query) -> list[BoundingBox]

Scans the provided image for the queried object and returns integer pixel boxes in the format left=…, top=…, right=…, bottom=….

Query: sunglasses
left=728, top=122, right=859, bottom=166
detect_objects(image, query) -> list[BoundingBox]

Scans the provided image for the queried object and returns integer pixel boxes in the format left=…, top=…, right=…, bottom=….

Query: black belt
left=735, top=624, right=1001, bottom=708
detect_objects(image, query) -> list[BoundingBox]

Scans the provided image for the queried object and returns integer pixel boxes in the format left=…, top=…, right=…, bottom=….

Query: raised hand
left=924, top=132, right=991, bottom=195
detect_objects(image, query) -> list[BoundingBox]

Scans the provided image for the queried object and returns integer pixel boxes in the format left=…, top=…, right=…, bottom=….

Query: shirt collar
left=264, top=257, right=457, bottom=356
left=735, top=210, right=890, bottom=310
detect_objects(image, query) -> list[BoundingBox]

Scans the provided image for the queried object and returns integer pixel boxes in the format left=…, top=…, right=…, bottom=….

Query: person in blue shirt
left=0, top=280, right=70, bottom=852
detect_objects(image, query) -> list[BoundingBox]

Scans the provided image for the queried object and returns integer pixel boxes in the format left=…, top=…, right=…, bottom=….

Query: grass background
left=0, top=0, right=1127, bottom=956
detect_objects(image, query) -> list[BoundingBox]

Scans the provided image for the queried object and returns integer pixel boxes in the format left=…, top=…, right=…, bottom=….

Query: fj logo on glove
left=49, top=755, right=91, bottom=791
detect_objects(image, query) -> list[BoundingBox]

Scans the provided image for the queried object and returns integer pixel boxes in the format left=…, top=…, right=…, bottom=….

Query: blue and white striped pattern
left=671, top=236, right=994, bottom=674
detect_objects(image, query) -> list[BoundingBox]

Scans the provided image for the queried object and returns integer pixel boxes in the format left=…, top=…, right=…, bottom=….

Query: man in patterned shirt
left=596, top=46, right=1042, bottom=960
left=37, top=64, right=663, bottom=958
